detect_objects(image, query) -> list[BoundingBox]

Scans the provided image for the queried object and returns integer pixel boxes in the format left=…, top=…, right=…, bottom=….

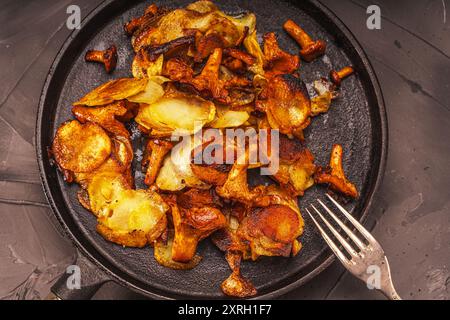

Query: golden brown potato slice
left=154, top=230, right=202, bottom=270
left=256, top=74, right=311, bottom=137
left=74, top=157, right=129, bottom=189
left=97, top=190, right=168, bottom=247
left=238, top=204, right=303, bottom=260
left=243, top=30, right=265, bottom=76
left=74, top=78, right=148, bottom=106
left=156, top=136, right=210, bottom=191
left=209, top=108, right=250, bottom=129
left=72, top=102, right=135, bottom=170
left=87, top=171, right=130, bottom=216
left=272, top=135, right=316, bottom=196
left=52, top=120, right=111, bottom=173
left=132, top=52, right=164, bottom=78
left=315, top=144, right=358, bottom=198
left=135, top=89, right=216, bottom=136
left=131, top=1, right=254, bottom=52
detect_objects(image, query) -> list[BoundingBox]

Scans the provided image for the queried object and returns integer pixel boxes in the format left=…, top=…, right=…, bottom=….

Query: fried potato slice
left=256, top=74, right=311, bottom=136
left=74, top=157, right=130, bottom=189
left=132, top=52, right=164, bottom=78
left=243, top=30, right=265, bottom=76
left=87, top=171, right=130, bottom=216
left=156, top=136, right=210, bottom=191
left=72, top=102, right=135, bottom=169
left=74, top=78, right=148, bottom=106
left=131, top=1, right=254, bottom=52
left=315, top=144, right=358, bottom=198
left=52, top=120, right=111, bottom=173
left=127, top=76, right=168, bottom=105
left=97, top=190, right=168, bottom=247
left=209, top=108, right=249, bottom=129
left=239, top=204, right=303, bottom=260
left=135, top=88, right=216, bottom=136
left=154, top=230, right=202, bottom=270
left=273, top=135, right=316, bottom=196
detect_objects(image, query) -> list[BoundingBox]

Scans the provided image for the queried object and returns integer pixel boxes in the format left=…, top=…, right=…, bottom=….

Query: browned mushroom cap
left=143, top=139, right=174, bottom=186
left=330, top=66, right=355, bottom=86
left=283, top=19, right=327, bottom=62
left=85, top=45, right=118, bottom=73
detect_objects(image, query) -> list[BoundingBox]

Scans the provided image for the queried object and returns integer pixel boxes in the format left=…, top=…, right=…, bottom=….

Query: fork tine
left=317, top=199, right=366, bottom=250
left=311, top=204, right=358, bottom=257
left=326, top=194, right=376, bottom=243
left=305, top=208, right=350, bottom=264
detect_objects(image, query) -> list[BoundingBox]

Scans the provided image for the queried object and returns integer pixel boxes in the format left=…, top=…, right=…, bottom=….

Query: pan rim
left=36, top=0, right=388, bottom=300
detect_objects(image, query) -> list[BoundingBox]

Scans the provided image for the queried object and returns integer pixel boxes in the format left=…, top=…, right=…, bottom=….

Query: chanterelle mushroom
left=315, top=144, right=358, bottom=198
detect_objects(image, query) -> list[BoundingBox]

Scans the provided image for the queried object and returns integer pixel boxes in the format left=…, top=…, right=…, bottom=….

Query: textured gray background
left=0, top=0, right=449, bottom=299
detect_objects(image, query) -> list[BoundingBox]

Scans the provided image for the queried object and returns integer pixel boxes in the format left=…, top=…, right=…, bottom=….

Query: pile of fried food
left=51, top=1, right=358, bottom=297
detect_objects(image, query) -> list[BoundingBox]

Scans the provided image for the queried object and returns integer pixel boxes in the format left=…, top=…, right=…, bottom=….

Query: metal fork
left=305, top=194, right=401, bottom=300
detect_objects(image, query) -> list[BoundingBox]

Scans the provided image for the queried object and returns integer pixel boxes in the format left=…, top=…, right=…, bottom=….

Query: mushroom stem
left=330, top=66, right=354, bottom=86
left=283, top=19, right=326, bottom=62
left=283, top=19, right=313, bottom=47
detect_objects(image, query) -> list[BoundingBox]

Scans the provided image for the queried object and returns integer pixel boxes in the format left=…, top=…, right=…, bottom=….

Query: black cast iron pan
left=36, top=0, right=387, bottom=299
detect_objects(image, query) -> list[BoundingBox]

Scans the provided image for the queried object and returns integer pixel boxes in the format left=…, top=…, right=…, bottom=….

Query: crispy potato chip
left=132, top=53, right=164, bottom=78
left=156, top=136, right=210, bottom=191
left=136, top=92, right=216, bottom=136
left=74, top=78, right=148, bottom=106
left=97, top=190, right=168, bottom=247
left=244, top=30, right=265, bottom=75
left=127, top=77, right=167, bottom=105
left=210, top=107, right=249, bottom=129
left=87, top=172, right=130, bottom=216
left=52, top=120, right=111, bottom=173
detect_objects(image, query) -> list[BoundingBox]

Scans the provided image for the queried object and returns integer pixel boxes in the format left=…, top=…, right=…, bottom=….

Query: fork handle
left=379, top=257, right=402, bottom=300
left=380, top=285, right=402, bottom=300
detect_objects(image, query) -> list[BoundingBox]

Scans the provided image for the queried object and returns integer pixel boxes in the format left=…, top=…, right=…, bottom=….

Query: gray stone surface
left=0, top=0, right=448, bottom=299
